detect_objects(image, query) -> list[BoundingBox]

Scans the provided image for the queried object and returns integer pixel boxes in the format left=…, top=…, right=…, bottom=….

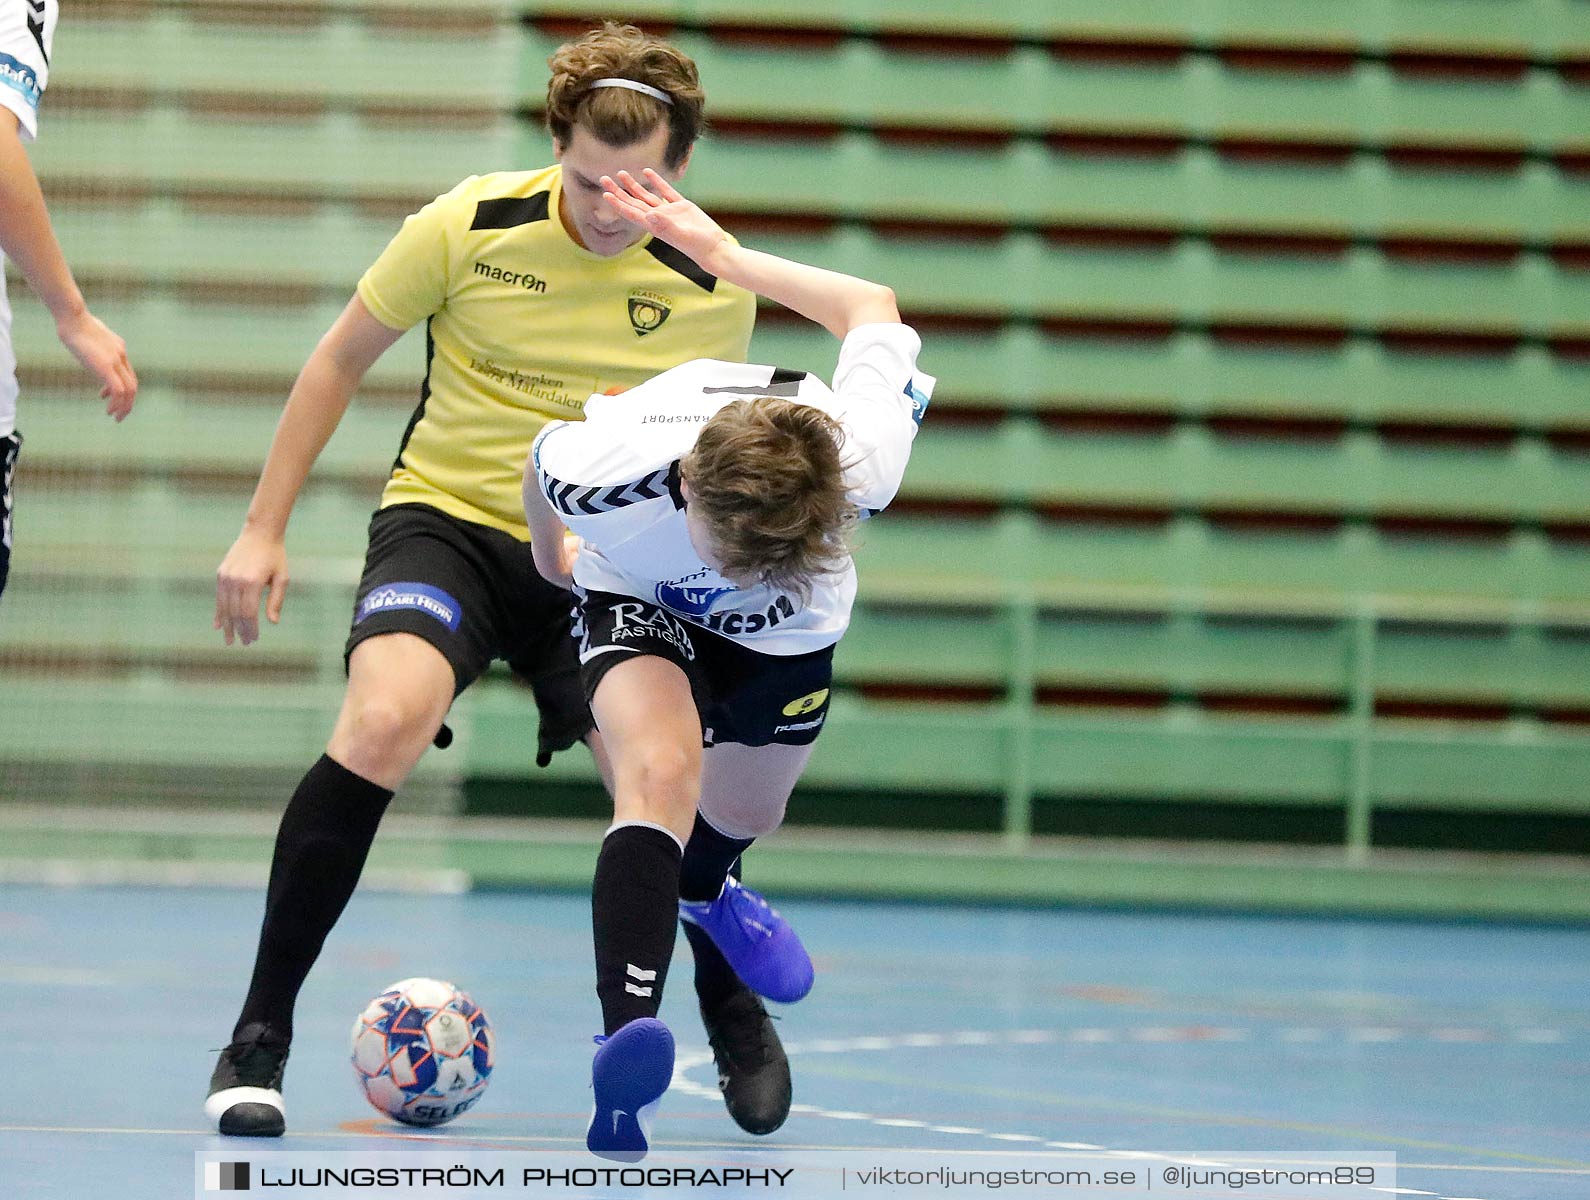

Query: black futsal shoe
left=206, top=1022, right=290, bottom=1136
left=700, top=986, right=792, bottom=1135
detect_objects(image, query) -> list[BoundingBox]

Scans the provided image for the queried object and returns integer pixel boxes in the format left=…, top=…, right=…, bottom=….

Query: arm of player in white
left=524, top=423, right=581, bottom=590
left=0, top=108, right=137, bottom=418
left=599, top=169, right=931, bottom=511
left=829, top=326, right=935, bottom=513
left=600, top=169, right=899, bottom=339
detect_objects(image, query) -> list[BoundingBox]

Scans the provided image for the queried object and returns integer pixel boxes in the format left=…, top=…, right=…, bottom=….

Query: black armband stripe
left=644, top=239, right=718, bottom=292
left=470, top=192, right=551, bottom=230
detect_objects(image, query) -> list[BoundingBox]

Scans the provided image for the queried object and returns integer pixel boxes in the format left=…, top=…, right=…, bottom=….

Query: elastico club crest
left=627, top=291, right=672, bottom=337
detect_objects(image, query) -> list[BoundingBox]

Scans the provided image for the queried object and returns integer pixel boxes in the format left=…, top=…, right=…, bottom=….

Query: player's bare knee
left=335, top=693, right=441, bottom=766
left=698, top=796, right=786, bottom=840
left=626, top=742, right=700, bottom=822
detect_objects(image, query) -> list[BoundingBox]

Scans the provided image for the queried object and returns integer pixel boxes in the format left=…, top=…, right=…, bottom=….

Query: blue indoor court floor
left=1, top=883, right=1586, bottom=1199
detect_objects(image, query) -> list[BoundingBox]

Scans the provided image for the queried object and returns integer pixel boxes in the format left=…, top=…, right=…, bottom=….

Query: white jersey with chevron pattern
left=531, top=322, right=933, bottom=654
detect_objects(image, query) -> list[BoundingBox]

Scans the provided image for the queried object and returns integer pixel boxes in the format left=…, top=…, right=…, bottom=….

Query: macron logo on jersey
left=0, top=53, right=41, bottom=114
left=356, top=583, right=462, bottom=632
left=472, top=260, right=547, bottom=294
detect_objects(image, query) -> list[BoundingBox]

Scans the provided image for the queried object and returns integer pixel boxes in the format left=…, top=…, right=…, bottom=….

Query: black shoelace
left=219, top=1035, right=288, bottom=1088
left=710, top=994, right=778, bottom=1071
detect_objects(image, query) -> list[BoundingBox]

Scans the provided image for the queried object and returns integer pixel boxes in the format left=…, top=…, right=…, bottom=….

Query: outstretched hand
left=56, top=309, right=137, bottom=421
left=600, top=169, right=727, bottom=270
left=215, top=526, right=290, bottom=646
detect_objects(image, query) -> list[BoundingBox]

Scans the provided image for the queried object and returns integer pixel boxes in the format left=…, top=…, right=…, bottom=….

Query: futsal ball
left=350, top=977, right=495, bottom=1126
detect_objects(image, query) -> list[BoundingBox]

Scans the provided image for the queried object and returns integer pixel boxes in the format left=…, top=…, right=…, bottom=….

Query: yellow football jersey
left=356, top=165, right=756, bottom=539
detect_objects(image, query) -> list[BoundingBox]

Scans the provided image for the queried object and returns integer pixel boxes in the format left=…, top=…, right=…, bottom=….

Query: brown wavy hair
left=545, top=23, right=706, bottom=170
left=681, top=399, right=856, bottom=597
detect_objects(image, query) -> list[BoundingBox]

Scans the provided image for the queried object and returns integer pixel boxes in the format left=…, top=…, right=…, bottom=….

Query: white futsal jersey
left=532, top=322, right=934, bottom=655
left=0, top=0, right=57, bottom=438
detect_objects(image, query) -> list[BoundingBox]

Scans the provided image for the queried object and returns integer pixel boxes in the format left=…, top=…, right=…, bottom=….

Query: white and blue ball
left=350, top=977, right=494, bottom=1126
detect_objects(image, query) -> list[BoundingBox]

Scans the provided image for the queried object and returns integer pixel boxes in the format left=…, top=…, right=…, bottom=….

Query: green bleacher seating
left=1018, top=712, right=1590, bottom=810
left=520, top=31, right=1590, bottom=153
left=840, top=600, right=1590, bottom=710
left=852, top=513, right=1590, bottom=607
left=0, top=571, right=332, bottom=675
left=13, top=302, right=1590, bottom=439
left=12, top=482, right=372, bottom=570
left=57, top=9, right=522, bottom=108
left=35, top=198, right=1590, bottom=336
left=461, top=685, right=1590, bottom=812
left=526, top=0, right=1590, bottom=59
left=564, top=0, right=1065, bottom=41
left=15, top=385, right=405, bottom=479
left=29, top=101, right=1590, bottom=241
left=60, top=12, right=1590, bottom=153
left=7, top=293, right=428, bottom=390
left=159, top=0, right=523, bottom=18
left=744, top=229, right=1590, bottom=332
left=898, top=421, right=1590, bottom=521
left=13, top=466, right=1588, bottom=612
left=38, top=198, right=395, bottom=289
left=2, top=677, right=355, bottom=771
left=746, top=326, right=1590, bottom=431
left=29, top=106, right=519, bottom=200
left=5, top=0, right=1589, bottom=862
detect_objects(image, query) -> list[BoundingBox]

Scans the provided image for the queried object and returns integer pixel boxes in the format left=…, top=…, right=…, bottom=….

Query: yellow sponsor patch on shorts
left=781, top=688, right=830, bottom=717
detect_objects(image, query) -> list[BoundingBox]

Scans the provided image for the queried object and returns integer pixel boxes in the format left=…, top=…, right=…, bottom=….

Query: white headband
left=589, top=78, right=674, bottom=106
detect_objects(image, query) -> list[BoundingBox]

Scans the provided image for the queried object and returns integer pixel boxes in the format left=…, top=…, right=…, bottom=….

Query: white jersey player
left=531, top=324, right=933, bottom=656
left=523, top=168, right=929, bottom=1162
left=1, top=0, right=137, bottom=597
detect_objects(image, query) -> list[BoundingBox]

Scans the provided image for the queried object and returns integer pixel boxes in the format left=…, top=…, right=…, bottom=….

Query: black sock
left=592, top=823, right=683, bottom=1036
left=679, top=812, right=753, bottom=903
left=234, top=755, right=393, bottom=1043
left=679, top=812, right=756, bottom=1010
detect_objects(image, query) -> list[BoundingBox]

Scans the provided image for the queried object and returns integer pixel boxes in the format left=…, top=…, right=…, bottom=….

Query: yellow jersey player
left=206, top=25, right=791, bottom=1142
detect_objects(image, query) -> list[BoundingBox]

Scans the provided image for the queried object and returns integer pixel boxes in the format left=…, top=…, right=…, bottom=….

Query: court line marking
left=778, top=1052, right=1587, bottom=1169
left=6, top=1028, right=1583, bottom=1200
left=0, top=858, right=470, bottom=894
left=777, top=1026, right=1571, bottom=1047
left=672, top=1024, right=1590, bottom=1200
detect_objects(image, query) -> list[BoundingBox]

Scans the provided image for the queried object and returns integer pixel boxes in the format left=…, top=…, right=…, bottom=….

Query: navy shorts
left=574, top=588, right=834, bottom=748
left=346, top=503, right=592, bottom=765
left=0, top=432, right=19, bottom=600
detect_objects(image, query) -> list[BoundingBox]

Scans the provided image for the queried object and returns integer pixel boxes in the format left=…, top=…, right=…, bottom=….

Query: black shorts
left=0, top=431, right=19, bottom=600
left=574, top=588, right=834, bottom=748
left=347, top=503, right=592, bottom=765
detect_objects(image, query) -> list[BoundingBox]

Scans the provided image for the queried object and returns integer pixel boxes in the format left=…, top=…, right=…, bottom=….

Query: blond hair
left=681, top=400, right=856, bottom=597
left=545, top=23, right=705, bottom=170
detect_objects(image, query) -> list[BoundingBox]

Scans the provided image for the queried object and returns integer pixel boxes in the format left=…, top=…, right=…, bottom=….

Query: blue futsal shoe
left=586, top=1018, right=674, bottom=1162
left=679, top=877, right=814, bottom=1004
